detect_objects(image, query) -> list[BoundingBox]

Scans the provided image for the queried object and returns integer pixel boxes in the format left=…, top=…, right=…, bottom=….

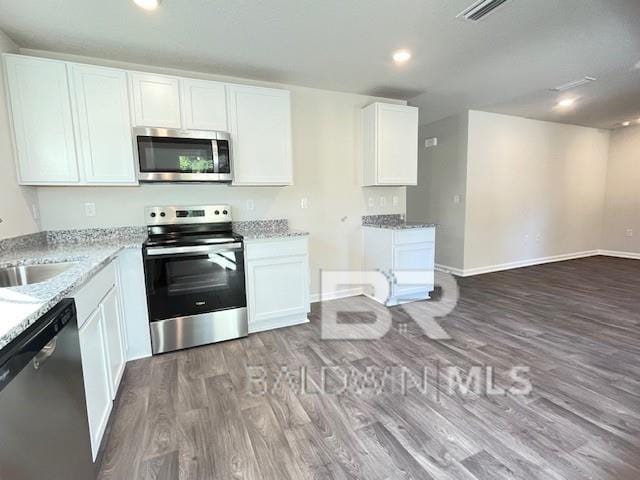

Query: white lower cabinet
left=74, top=259, right=127, bottom=461
left=363, top=227, right=436, bottom=306
left=101, top=286, right=126, bottom=398
left=245, top=237, right=310, bottom=333
left=78, top=307, right=112, bottom=461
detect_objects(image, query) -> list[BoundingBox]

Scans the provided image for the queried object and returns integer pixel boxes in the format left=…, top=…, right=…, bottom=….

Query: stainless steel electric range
left=142, top=205, right=247, bottom=354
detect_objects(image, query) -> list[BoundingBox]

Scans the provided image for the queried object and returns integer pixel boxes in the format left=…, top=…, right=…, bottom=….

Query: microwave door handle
left=212, top=140, right=219, bottom=173
left=146, top=243, right=243, bottom=257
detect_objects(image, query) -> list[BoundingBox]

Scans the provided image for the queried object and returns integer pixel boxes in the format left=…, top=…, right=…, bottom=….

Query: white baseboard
left=249, top=315, right=309, bottom=334
left=435, top=264, right=465, bottom=276
left=598, top=249, right=640, bottom=260
left=310, top=287, right=364, bottom=303
left=439, top=250, right=600, bottom=277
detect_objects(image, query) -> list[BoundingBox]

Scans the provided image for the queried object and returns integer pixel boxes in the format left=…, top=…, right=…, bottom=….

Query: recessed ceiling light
left=622, top=121, right=631, bottom=127
left=557, top=98, right=575, bottom=108
left=392, top=50, right=412, bottom=64
left=133, top=0, right=160, bottom=11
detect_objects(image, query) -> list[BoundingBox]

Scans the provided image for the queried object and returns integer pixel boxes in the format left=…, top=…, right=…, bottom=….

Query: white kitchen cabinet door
left=130, top=72, right=181, bottom=128
left=71, top=65, right=136, bottom=184
left=3, top=55, right=79, bottom=184
left=181, top=78, right=228, bottom=131
left=392, top=242, right=435, bottom=299
left=362, top=102, right=418, bottom=186
left=101, top=286, right=126, bottom=399
left=247, top=255, right=309, bottom=328
left=78, top=307, right=112, bottom=461
left=227, top=85, right=293, bottom=185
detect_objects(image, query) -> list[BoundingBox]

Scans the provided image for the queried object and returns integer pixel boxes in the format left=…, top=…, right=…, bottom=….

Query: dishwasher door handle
left=33, top=338, right=57, bottom=370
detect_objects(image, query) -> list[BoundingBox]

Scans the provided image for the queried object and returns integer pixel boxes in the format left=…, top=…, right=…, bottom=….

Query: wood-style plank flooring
left=98, top=256, right=640, bottom=479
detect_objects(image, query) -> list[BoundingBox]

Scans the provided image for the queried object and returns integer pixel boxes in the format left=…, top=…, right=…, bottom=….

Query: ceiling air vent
left=457, top=0, right=511, bottom=22
left=550, top=76, right=597, bottom=92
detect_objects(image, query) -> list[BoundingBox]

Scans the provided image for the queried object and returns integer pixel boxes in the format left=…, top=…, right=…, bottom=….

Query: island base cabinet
left=363, top=227, right=436, bottom=307
left=245, top=238, right=310, bottom=333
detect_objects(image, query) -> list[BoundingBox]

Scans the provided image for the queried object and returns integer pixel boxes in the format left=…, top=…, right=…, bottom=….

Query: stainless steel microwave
left=133, top=127, right=232, bottom=183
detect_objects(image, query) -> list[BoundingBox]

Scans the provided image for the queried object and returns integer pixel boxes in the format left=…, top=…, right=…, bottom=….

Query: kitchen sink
left=0, top=262, right=77, bottom=288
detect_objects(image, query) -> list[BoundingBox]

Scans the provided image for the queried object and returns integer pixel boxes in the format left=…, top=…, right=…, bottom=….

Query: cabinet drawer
left=74, top=261, right=117, bottom=327
left=393, top=228, right=435, bottom=245
left=246, top=237, right=308, bottom=260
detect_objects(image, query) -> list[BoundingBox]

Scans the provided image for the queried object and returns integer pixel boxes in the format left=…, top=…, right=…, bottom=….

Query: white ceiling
left=0, top=0, right=639, bottom=129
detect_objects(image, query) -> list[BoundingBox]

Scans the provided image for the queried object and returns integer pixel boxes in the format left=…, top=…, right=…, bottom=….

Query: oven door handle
left=145, top=243, right=243, bottom=257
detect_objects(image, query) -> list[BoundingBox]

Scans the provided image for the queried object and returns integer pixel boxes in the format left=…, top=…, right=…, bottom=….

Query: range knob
left=223, top=210, right=228, bottom=215
left=150, top=212, right=156, bottom=218
left=160, top=212, right=166, bottom=218
left=215, top=210, right=220, bottom=215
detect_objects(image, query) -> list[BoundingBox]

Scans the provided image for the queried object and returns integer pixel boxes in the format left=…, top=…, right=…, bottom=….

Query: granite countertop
left=233, top=219, right=309, bottom=240
left=0, top=228, right=147, bottom=351
left=362, top=214, right=437, bottom=230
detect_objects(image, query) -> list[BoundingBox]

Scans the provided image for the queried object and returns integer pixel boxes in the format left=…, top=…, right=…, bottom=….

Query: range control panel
left=145, top=205, right=232, bottom=226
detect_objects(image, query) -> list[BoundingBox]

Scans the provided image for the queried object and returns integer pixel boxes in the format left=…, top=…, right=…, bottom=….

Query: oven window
left=137, top=136, right=215, bottom=173
left=144, top=251, right=246, bottom=322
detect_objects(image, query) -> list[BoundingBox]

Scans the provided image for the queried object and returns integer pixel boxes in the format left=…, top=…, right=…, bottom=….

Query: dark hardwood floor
left=98, top=256, right=640, bottom=480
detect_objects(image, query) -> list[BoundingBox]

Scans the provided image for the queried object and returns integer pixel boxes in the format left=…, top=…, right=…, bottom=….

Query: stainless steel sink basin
left=0, top=262, right=77, bottom=288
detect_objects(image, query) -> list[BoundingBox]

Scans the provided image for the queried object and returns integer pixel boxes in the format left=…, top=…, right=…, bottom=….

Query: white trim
left=310, top=287, right=364, bottom=303
left=598, top=249, right=640, bottom=260
left=435, top=264, right=465, bottom=276
left=447, top=250, right=600, bottom=277
left=248, top=315, right=309, bottom=334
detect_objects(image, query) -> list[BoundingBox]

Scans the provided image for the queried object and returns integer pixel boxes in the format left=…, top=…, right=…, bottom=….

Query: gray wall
left=406, top=113, right=469, bottom=270
left=464, top=111, right=609, bottom=272
left=602, top=124, right=640, bottom=254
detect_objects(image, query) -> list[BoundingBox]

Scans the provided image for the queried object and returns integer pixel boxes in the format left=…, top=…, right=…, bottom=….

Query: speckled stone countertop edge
left=362, top=223, right=437, bottom=230
left=232, top=219, right=309, bottom=240
left=361, top=214, right=437, bottom=230
left=0, top=228, right=147, bottom=351
left=0, top=247, right=127, bottom=350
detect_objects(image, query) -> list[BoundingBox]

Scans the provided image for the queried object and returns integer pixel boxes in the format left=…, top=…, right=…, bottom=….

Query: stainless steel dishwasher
left=0, top=299, right=96, bottom=480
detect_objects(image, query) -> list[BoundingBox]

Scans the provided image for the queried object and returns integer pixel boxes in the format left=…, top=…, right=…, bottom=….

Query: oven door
left=144, top=243, right=246, bottom=322
left=134, top=127, right=232, bottom=182
left=144, top=243, right=247, bottom=353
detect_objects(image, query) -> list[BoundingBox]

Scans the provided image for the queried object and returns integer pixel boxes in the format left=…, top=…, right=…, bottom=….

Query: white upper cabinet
left=362, top=102, right=419, bottom=186
left=4, top=55, right=79, bottom=184
left=181, top=78, right=228, bottom=131
left=71, top=65, right=136, bottom=184
left=130, top=72, right=181, bottom=128
left=227, top=85, right=293, bottom=185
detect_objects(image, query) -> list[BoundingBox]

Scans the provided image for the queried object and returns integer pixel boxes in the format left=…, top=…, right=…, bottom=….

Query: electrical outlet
left=31, top=204, right=39, bottom=221
left=392, top=196, right=400, bottom=207
left=368, top=197, right=375, bottom=208
left=84, top=202, right=96, bottom=217
left=535, top=233, right=541, bottom=243
left=301, top=197, right=308, bottom=209
left=625, top=228, right=634, bottom=237
left=453, top=194, right=461, bottom=204
left=379, top=196, right=387, bottom=207
left=246, top=199, right=255, bottom=211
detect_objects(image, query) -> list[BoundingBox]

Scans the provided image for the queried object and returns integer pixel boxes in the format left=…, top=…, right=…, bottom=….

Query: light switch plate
left=246, top=199, right=255, bottom=211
